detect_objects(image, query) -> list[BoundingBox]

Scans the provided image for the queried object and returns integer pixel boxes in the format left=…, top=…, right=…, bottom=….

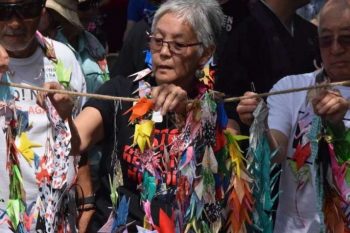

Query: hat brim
left=46, top=0, right=83, bottom=29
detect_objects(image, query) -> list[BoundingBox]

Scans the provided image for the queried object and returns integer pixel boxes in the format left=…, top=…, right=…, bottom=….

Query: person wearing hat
left=39, top=1, right=110, bottom=232
left=40, top=0, right=110, bottom=94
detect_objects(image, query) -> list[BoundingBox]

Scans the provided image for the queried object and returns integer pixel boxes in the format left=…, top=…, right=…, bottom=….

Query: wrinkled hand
left=37, top=82, right=74, bottom=120
left=236, top=91, right=260, bottom=126
left=151, top=83, right=188, bottom=115
left=312, top=89, right=349, bottom=125
left=0, top=45, right=9, bottom=74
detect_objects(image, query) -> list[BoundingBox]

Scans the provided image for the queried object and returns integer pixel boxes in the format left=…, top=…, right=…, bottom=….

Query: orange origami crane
left=124, top=97, right=154, bottom=122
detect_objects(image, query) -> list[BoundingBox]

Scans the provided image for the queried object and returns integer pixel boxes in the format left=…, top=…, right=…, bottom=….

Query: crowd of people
left=1, top=0, right=350, bottom=233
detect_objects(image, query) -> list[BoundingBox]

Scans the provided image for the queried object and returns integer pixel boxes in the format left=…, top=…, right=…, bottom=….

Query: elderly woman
left=42, top=0, right=223, bottom=232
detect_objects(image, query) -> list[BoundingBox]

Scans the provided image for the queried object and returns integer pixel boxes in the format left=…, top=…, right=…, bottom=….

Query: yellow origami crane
left=18, top=133, right=41, bottom=163
left=225, top=131, right=249, bottom=178
left=184, top=218, right=200, bottom=233
left=133, top=120, right=154, bottom=153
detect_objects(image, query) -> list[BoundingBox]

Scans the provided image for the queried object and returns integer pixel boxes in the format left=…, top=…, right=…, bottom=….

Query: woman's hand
left=151, top=83, right=188, bottom=116
left=312, top=89, right=349, bottom=126
left=236, top=91, right=260, bottom=126
left=37, top=82, right=74, bottom=120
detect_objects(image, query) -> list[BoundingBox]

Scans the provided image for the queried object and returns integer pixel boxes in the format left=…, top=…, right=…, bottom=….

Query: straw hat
left=46, top=0, right=83, bottom=29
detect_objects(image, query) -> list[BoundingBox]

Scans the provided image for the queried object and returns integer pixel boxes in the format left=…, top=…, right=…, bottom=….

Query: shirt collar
left=259, top=0, right=295, bottom=37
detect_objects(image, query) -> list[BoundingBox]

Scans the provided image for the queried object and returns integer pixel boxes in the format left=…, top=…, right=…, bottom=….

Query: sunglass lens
left=0, top=6, right=14, bottom=21
left=319, top=36, right=333, bottom=48
left=338, top=36, right=350, bottom=47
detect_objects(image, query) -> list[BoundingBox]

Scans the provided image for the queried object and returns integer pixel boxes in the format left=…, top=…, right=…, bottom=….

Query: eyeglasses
left=319, top=35, right=350, bottom=48
left=0, top=0, right=45, bottom=21
left=149, top=35, right=202, bottom=55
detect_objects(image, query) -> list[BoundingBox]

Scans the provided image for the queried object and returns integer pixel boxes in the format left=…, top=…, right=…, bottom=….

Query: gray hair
left=151, top=0, right=224, bottom=49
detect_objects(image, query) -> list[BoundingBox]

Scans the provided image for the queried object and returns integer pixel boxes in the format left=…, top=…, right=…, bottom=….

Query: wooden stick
left=223, top=80, right=350, bottom=103
left=0, top=81, right=139, bottom=102
left=2, top=79, right=350, bottom=103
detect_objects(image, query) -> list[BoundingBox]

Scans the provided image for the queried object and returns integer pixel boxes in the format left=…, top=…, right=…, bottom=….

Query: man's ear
left=199, top=45, right=215, bottom=67
left=41, top=7, right=47, bottom=18
left=38, top=8, right=50, bottom=34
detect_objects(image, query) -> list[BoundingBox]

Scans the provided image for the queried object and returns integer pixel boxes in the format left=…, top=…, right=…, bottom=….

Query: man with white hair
left=216, top=0, right=320, bottom=135
left=237, top=0, right=350, bottom=232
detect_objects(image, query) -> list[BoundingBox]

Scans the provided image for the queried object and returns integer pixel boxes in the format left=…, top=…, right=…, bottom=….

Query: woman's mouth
left=157, top=65, right=172, bottom=70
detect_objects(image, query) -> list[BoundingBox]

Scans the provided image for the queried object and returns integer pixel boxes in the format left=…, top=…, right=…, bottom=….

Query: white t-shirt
left=0, top=39, right=86, bottom=232
left=268, top=71, right=350, bottom=233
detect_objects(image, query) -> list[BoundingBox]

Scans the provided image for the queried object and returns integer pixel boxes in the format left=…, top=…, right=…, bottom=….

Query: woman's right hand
left=236, top=91, right=260, bottom=126
left=151, top=83, right=188, bottom=116
left=37, top=82, right=74, bottom=120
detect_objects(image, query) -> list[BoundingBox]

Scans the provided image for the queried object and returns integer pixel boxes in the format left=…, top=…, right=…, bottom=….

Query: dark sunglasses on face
left=148, top=35, right=202, bottom=55
left=319, top=35, right=350, bottom=48
left=0, top=0, right=45, bottom=21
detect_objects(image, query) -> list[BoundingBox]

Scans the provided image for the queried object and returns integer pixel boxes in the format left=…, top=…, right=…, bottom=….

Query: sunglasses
left=319, top=35, right=350, bottom=48
left=0, top=0, right=45, bottom=21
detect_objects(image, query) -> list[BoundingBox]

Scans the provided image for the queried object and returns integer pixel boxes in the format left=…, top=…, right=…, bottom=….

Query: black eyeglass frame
left=148, top=35, right=203, bottom=55
left=319, top=35, right=350, bottom=48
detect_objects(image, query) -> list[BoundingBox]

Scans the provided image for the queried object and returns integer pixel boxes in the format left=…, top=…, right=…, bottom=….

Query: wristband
left=77, top=195, right=95, bottom=206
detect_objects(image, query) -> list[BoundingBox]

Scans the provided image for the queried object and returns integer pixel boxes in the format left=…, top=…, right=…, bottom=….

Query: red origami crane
left=154, top=209, right=175, bottom=233
left=293, top=143, right=311, bottom=170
